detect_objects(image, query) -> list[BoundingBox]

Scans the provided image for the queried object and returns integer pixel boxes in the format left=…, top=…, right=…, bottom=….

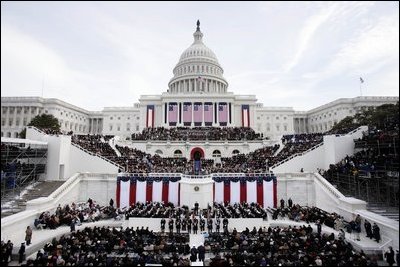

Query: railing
left=27, top=126, right=46, bottom=135
left=70, top=142, right=125, bottom=171
left=48, top=173, right=81, bottom=200
left=271, top=142, right=324, bottom=169
left=314, top=172, right=345, bottom=199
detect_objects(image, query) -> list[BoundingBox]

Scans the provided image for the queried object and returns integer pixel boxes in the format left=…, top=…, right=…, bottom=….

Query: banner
left=242, top=105, right=250, bottom=127
left=218, top=102, right=227, bottom=126
left=212, top=175, right=277, bottom=208
left=146, top=105, right=155, bottom=128
left=116, top=176, right=181, bottom=208
left=168, top=103, right=178, bottom=126
left=183, top=102, right=192, bottom=126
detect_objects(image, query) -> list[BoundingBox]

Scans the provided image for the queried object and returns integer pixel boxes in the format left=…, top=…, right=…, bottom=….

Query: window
left=110, top=117, right=113, bottom=120
left=1, top=120, right=5, bottom=126
left=276, top=125, right=280, bottom=131
left=16, top=118, right=20, bottom=126
left=276, top=116, right=279, bottom=120
left=284, top=125, right=287, bottom=131
left=117, top=126, right=120, bottom=131
left=126, top=123, right=130, bottom=131
left=212, top=150, right=221, bottom=158
left=232, top=149, right=240, bottom=155
left=136, top=124, right=139, bottom=131
left=7, top=132, right=11, bottom=137
left=110, top=125, right=113, bottom=131
left=118, top=117, right=120, bottom=120
left=9, top=119, right=13, bottom=126
left=23, top=118, right=27, bottom=126
left=283, top=117, right=287, bottom=120
left=174, top=150, right=183, bottom=157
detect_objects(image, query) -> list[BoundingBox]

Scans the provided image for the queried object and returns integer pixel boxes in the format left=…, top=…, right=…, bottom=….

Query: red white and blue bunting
left=212, top=175, right=277, bottom=208
left=116, top=176, right=181, bottom=209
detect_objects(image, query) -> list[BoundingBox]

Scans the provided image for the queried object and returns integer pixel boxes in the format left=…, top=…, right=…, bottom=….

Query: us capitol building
left=1, top=21, right=398, bottom=140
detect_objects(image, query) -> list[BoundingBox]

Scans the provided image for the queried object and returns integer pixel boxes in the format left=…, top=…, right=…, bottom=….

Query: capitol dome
left=168, top=21, right=228, bottom=94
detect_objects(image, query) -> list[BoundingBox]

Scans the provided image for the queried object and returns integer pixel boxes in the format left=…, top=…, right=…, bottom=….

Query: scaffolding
left=1, top=138, right=48, bottom=202
left=325, top=135, right=399, bottom=208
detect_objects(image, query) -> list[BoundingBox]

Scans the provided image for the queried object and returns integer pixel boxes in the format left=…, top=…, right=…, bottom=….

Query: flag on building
left=146, top=105, right=154, bottom=128
left=218, top=103, right=227, bottom=125
left=204, top=102, right=213, bottom=126
left=242, top=105, right=250, bottom=127
left=168, top=103, right=178, bottom=125
left=193, top=102, right=202, bottom=125
left=183, top=102, right=192, bottom=125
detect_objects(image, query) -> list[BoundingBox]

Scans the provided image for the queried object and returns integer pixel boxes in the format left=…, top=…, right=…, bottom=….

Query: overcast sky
left=1, top=1, right=399, bottom=111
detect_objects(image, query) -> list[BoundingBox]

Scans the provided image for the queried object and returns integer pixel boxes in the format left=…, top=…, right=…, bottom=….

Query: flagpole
left=360, top=82, right=362, bottom=96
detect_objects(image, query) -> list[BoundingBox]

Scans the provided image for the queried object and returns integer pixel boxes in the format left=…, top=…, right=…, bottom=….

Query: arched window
left=212, top=150, right=221, bottom=158
left=174, top=149, right=183, bottom=157
left=232, top=149, right=240, bottom=155
left=155, top=149, right=163, bottom=155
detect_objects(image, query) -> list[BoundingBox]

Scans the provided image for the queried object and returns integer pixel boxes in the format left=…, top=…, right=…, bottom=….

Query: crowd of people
left=131, top=127, right=264, bottom=141
left=205, top=224, right=377, bottom=266
left=23, top=226, right=192, bottom=266
left=33, top=199, right=120, bottom=231
left=65, top=130, right=327, bottom=174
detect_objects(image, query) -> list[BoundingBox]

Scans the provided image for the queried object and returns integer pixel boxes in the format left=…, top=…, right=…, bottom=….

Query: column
left=191, top=102, right=194, bottom=127
left=202, top=101, right=205, bottom=126
left=194, top=78, right=197, bottom=92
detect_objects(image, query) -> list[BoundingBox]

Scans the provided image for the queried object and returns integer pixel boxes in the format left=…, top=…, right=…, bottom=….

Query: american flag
left=218, top=103, right=227, bottom=123
left=194, top=103, right=202, bottom=123
left=168, top=103, right=178, bottom=123
left=183, top=103, right=192, bottom=123
left=204, top=103, right=213, bottom=124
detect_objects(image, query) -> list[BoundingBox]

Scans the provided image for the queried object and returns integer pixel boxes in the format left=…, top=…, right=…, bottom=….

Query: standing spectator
left=207, top=218, right=213, bottom=233
left=385, top=246, right=395, bottom=266
left=109, top=198, right=114, bottom=207
left=168, top=218, right=174, bottom=233
left=280, top=198, right=285, bottom=209
left=215, top=218, right=221, bottom=233
left=372, top=223, right=381, bottom=243
left=25, top=226, right=32, bottom=246
left=200, top=218, right=205, bottom=232
left=288, top=198, right=293, bottom=208
left=4, top=240, right=13, bottom=266
left=193, top=218, right=199, bottom=234
left=223, top=218, right=229, bottom=232
left=198, top=243, right=206, bottom=262
left=316, top=220, right=322, bottom=236
left=176, top=218, right=181, bottom=234
left=190, top=246, right=198, bottom=262
left=18, top=243, right=25, bottom=264
left=187, top=218, right=192, bottom=234
left=160, top=218, right=166, bottom=233
left=364, top=219, right=372, bottom=239
left=70, top=218, right=76, bottom=232
left=396, top=250, right=399, bottom=267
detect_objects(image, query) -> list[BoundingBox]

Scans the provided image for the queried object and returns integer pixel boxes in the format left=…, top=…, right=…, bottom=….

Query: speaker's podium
left=179, top=176, right=214, bottom=208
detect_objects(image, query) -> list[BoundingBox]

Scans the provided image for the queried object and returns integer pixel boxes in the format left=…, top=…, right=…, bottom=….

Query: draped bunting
left=117, top=175, right=277, bottom=209
left=116, top=176, right=181, bottom=209
left=212, top=175, right=277, bottom=208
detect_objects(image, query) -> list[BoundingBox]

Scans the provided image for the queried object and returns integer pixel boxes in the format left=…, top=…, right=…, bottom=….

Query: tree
left=19, top=114, right=61, bottom=138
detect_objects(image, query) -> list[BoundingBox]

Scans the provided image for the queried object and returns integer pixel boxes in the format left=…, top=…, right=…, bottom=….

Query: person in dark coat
left=364, top=219, right=372, bottom=239
left=316, top=220, right=322, bottom=236
left=288, top=198, right=293, bottom=208
left=160, top=218, right=166, bottom=233
left=70, top=218, right=76, bottom=232
left=109, top=198, right=114, bottom=207
left=200, top=218, right=205, bottom=232
left=168, top=218, right=174, bottom=233
left=372, top=222, right=380, bottom=243
left=193, top=218, right=198, bottom=234
left=198, top=244, right=206, bottom=262
left=280, top=198, right=285, bottom=209
left=18, top=243, right=25, bottom=264
left=207, top=218, right=213, bottom=233
left=187, top=218, right=192, bottom=234
left=385, top=246, right=395, bottom=266
left=190, top=246, right=198, bottom=262
left=223, top=218, right=229, bottom=232
left=25, top=226, right=32, bottom=246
